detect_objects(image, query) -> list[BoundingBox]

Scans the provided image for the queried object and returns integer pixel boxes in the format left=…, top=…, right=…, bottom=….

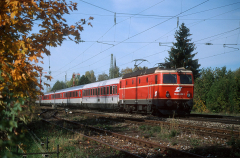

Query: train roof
left=43, top=77, right=122, bottom=95
left=82, top=77, right=122, bottom=89
left=44, top=84, right=84, bottom=95
left=122, top=67, right=192, bottom=79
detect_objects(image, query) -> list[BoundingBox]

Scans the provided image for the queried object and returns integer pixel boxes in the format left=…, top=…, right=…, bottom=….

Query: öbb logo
left=174, top=87, right=182, bottom=92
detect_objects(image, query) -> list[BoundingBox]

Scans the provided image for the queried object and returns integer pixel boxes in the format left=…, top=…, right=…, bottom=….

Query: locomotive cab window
left=107, top=86, right=109, bottom=94
left=180, top=74, right=192, bottom=84
left=132, top=79, right=134, bottom=84
left=110, top=86, right=112, bottom=94
left=155, top=75, right=158, bottom=84
left=163, top=74, right=177, bottom=84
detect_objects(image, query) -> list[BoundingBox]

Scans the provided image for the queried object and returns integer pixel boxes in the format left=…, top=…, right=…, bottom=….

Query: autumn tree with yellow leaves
left=0, top=0, right=93, bottom=156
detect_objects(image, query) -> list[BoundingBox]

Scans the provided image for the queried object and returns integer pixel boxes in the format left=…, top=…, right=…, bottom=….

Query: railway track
left=40, top=108, right=240, bottom=140
left=41, top=106, right=240, bottom=125
left=50, top=114, right=202, bottom=157
left=39, top=109, right=203, bottom=157
left=38, top=108, right=240, bottom=157
left=179, top=115, right=240, bottom=125
left=40, top=110, right=142, bottom=158
left=67, top=110, right=239, bottom=140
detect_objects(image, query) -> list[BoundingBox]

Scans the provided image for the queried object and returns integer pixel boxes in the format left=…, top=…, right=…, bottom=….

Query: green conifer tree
left=165, top=23, right=200, bottom=79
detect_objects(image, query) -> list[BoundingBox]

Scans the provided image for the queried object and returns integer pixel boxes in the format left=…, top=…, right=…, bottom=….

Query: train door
left=147, top=76, right=152, bottom=113
left=67, top=92, right=70, bottom=105
left=121, top=80, right=126, bottom=105
left=135, top=76, right=138, bottom=104
left=148, top=80, right=152, bottom=100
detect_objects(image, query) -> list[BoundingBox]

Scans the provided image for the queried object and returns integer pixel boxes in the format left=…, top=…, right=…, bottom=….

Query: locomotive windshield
left=180, top=74, right=192, bottom=84
left=163, top=74, right=177, bottom=83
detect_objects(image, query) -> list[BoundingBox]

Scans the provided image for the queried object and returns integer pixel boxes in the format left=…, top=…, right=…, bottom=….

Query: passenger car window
left=163, top=74, right=177, bottom=84
left=180, top=74, right=192, bottom=84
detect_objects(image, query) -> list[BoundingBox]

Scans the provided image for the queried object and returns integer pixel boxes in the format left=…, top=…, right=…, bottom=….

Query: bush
left=194, top=66, right=240, bottom=114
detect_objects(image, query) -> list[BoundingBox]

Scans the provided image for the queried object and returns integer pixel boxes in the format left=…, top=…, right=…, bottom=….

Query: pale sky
left=37, top=0, right=240, bottom=91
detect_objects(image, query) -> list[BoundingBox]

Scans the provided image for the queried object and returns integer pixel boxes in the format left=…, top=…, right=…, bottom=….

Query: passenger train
left=37, top=67, right=194, bottom=115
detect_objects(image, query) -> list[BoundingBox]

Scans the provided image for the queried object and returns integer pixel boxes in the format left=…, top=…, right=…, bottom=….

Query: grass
left=189, top=138, right=200, bottom=147
left=138, top=124, right=180, bottom=140
left=2, top=120, right=132, bottom=158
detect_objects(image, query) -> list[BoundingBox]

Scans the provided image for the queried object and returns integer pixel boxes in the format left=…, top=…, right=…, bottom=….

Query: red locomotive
left=119, top=67, right=194, bottom=115
left=37, top=67, right=194, bottom=115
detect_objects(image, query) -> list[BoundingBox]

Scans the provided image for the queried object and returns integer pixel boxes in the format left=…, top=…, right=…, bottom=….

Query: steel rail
left=180, top=117, right=240, bottom=125
left=73, top=111, right=239, bottom=140
left=145, top=120, right=240, bottom=138
left=39, top=116, right=143, bottom=158
left=54, top=115, right=203, bottom=157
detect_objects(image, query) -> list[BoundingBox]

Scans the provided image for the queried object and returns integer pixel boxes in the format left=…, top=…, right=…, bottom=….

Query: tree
left=78, top=75, right=91, bottom=85
left=97, top=73, right=109, bottom=81
left=165, top=23, right=200, bottom=79
left=0, top=0, right=93, bottom=156
left=194, top=66, right=240, bottom=113
left=66, top=73, right=80, bottom=87
left=75, top=73, right=81, bottom=85
left=51, top=80, right=66, bottom=91
left=85, top=70, right=96, bottom=83
left=109, top=66, right=120, bottom=79
left=66, top=78, right=73, bottom=88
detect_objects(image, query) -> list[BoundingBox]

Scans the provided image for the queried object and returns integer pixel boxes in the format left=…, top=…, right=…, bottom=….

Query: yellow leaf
left=44, top=75, right=53, bottom=81
left=15, top=60, right=21, bottom=65
left=11, top=12, right=16, bottom=19
left=28, top=55, right=38, bottom=63
left=22, top=74, right=26, bottom=80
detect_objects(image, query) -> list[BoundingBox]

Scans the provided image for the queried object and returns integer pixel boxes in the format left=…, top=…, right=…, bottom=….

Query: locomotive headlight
left=166, top=91, right=170, bottom=98
left=187, top=92, right=191, bottom=98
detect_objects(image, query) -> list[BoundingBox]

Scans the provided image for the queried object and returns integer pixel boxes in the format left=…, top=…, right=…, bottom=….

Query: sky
left=37, top=0, right=240, bottom=91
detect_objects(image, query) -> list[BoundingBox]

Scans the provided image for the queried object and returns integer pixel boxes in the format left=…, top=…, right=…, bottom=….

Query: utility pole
left=39, top=72, right=47, bottom=91
left=65, top=72, right=67, bottom=88
left=109, top=54, right=113, bottom=79
left=72, top=73, right=76, bottom=87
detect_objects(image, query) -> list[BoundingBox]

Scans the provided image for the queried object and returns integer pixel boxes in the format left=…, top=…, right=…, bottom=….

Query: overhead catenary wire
left=73, top=1, right=240, bottom=19
left=194, top=27, right=240, bottom=43
left=53, top=0, right=166, bottom=77
left=54, top=0, right=210, bottom=77
left=48, top=1, right=240, bottom=85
